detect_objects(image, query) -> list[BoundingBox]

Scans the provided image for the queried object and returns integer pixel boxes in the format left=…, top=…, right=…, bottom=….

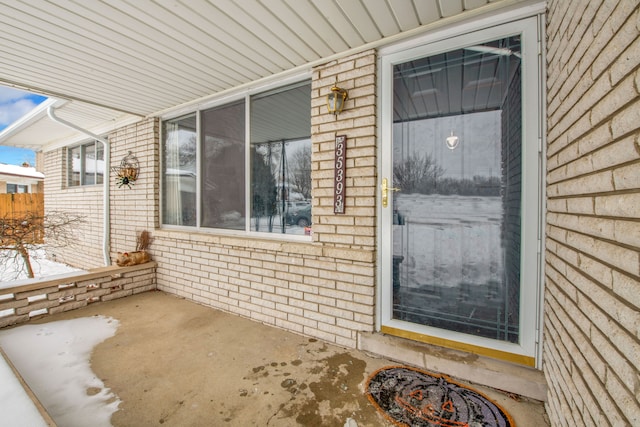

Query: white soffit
left=0, top=0, right=515, bottom=148
left=0, top=99, right=141, bottom=150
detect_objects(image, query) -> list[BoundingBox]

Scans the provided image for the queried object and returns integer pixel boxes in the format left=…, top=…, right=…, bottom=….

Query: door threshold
left=358, top=331, right=547, bottom=402
left=381, top=325, right=535, bottom=367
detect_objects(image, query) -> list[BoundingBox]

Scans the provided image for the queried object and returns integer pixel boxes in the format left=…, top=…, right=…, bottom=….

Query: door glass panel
left=392, top=36, right=522, bottom=343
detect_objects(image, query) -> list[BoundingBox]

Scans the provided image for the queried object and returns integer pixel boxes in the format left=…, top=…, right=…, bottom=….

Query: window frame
left=160, top=75, right=313, bottom=241
left=6, top=183, right=29, bottom=193
left=67, top=140, right=105, bottom=187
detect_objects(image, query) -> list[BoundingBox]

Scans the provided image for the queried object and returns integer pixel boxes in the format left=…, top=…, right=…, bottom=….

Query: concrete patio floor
left=8, top=291, right=548, bottom=426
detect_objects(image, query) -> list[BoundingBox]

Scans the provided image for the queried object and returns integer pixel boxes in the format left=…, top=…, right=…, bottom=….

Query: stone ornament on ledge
left=116, top=230, right=152, bottom=267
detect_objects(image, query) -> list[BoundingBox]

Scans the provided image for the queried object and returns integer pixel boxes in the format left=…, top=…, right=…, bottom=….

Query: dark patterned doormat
left=366, top=366, right=515, bottom=427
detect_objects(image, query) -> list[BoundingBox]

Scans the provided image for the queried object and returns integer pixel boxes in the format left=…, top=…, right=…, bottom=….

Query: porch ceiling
left=0, top=0, right=511, bottom=150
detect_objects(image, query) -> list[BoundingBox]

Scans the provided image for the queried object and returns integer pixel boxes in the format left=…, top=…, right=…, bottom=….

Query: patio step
left=358, top=331, right=547, bottom=402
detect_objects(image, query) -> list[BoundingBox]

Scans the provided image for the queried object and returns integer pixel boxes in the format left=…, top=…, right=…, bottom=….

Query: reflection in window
left=251, top=82, right=312, bottom=235
left=85, top=143, right=97, bottom=185
left=68, top=141, right=104, bottom=187
left=69, top=146, right=81, bottom=186
left=251, top=139, right=311, bottom=234
left=161, top=80, right=311, bottom=236
left=391, top=36, right=523, bottom=343
left=163, top=114, right=197, bottom=226
left=201, top=101, right=245, bottom=230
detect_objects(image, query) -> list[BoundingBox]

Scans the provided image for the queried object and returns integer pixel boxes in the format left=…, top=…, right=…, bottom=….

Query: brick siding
left=150, top=50, right=378, bottom=348
left=43, top=51, right=378, bottom=348
left=44, top=147, right=105, bottom=268
left=544, top=1, right=640, bottom=426
left=43, top=119, right=159, bottom=269
left=312, top=50, right=378, bottom=251
left=108, top=119, right=160, bottom=253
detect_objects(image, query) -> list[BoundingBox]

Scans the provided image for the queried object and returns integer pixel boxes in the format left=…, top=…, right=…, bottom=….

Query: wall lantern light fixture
left=327, top=85, right=348, bottom=115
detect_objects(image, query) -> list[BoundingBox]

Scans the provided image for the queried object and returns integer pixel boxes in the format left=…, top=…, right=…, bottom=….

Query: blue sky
left=0, top=86, right=47, bottom=166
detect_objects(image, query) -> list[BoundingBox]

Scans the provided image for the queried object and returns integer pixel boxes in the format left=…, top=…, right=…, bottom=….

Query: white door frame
left=377, top=14, right=545, bottom=367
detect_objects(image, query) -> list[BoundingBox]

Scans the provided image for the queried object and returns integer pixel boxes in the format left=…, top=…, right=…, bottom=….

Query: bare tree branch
left=393, top=153, right=444, bottom=194
left=289, top=145, right=311, bottom=199
left=0, top=211, right=85, bottom=280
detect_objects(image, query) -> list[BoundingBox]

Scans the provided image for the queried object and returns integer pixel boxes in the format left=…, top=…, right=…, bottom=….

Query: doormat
left=366, top=366, right=514, bottom=427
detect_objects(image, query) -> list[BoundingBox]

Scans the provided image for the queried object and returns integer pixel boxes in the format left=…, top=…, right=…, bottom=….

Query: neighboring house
left=0, top=1, right=638, bottom=425
left=0, top=162, right=44, bottom=194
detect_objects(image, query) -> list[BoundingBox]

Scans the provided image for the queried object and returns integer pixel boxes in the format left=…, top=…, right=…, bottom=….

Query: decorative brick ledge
left=0, top=262, right=157, bottom=328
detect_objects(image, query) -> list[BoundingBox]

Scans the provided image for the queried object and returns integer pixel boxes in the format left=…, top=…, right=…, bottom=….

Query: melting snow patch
left=0, top=351, right=50, bottom=427
left=0, top=315, right=120, bottom=427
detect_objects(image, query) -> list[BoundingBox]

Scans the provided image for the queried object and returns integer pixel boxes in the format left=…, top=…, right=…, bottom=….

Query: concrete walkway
left=12, top=291, right=548, bottom=426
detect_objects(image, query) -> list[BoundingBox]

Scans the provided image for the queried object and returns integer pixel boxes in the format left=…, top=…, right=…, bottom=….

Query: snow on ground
left=1, top=248, right=116, bottom=426
left=0, top=316, right=121, bottom=427
left=0, top=247, right=82, bottom=285
left=393, top=194, right=502, bottom=288
left=0, top=351, right=50, bottom=427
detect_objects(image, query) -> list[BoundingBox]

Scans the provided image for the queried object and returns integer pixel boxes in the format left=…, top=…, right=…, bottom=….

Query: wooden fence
left=0, top=193, right=45, bottom=244
left=0, top=193, right=44, bottom=219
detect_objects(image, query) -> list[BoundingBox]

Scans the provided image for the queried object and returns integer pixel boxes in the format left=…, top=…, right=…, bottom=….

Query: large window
left=162, top=80, right=312, bottom=236
left=68, top=141, right=104, bottom=187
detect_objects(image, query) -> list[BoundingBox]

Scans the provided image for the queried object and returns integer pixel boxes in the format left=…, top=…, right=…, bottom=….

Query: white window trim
left=67, top=140, right=105, bottom=187
left=159, top=75, right=313, bottom=242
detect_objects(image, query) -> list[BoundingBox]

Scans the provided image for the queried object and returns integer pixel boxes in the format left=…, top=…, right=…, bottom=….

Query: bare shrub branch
left=0, top=210, right=85, bottom=280
left=136, top=230, right=152, bottom=251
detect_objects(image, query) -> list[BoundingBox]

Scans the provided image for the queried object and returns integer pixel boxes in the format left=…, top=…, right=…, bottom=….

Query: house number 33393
left=334, top=135, right=347, bottom=214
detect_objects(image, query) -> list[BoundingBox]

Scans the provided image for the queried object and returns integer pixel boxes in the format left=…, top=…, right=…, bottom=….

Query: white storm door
left=379, top=17, right=543, bottom=366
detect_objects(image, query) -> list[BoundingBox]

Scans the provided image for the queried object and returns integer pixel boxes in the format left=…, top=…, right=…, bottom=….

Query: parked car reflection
left=284, top=201, right=311, bottom=227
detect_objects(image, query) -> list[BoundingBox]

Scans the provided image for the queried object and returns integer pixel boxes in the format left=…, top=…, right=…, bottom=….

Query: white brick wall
left=152, top=51, right=377, bottom=348
left=152, top=231, right=375, bottom=348
left=312, top=50, right=377, bottom=251
left=545, top=1, right=640, bottom=426
left=44, top=119, right=159, bottom=269
left=44, top=147, right=106, bottom=268
left=42, top=51, right=378, bottom=348
left=108, top=119, right=159, bottom=254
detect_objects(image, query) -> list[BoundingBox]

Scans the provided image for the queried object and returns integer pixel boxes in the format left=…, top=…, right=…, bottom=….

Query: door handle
left=381, top=178, right=400, bottom=208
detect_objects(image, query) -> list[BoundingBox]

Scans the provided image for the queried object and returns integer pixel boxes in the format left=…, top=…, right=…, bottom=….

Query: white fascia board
left=0, top=98, right=67, bottom=145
